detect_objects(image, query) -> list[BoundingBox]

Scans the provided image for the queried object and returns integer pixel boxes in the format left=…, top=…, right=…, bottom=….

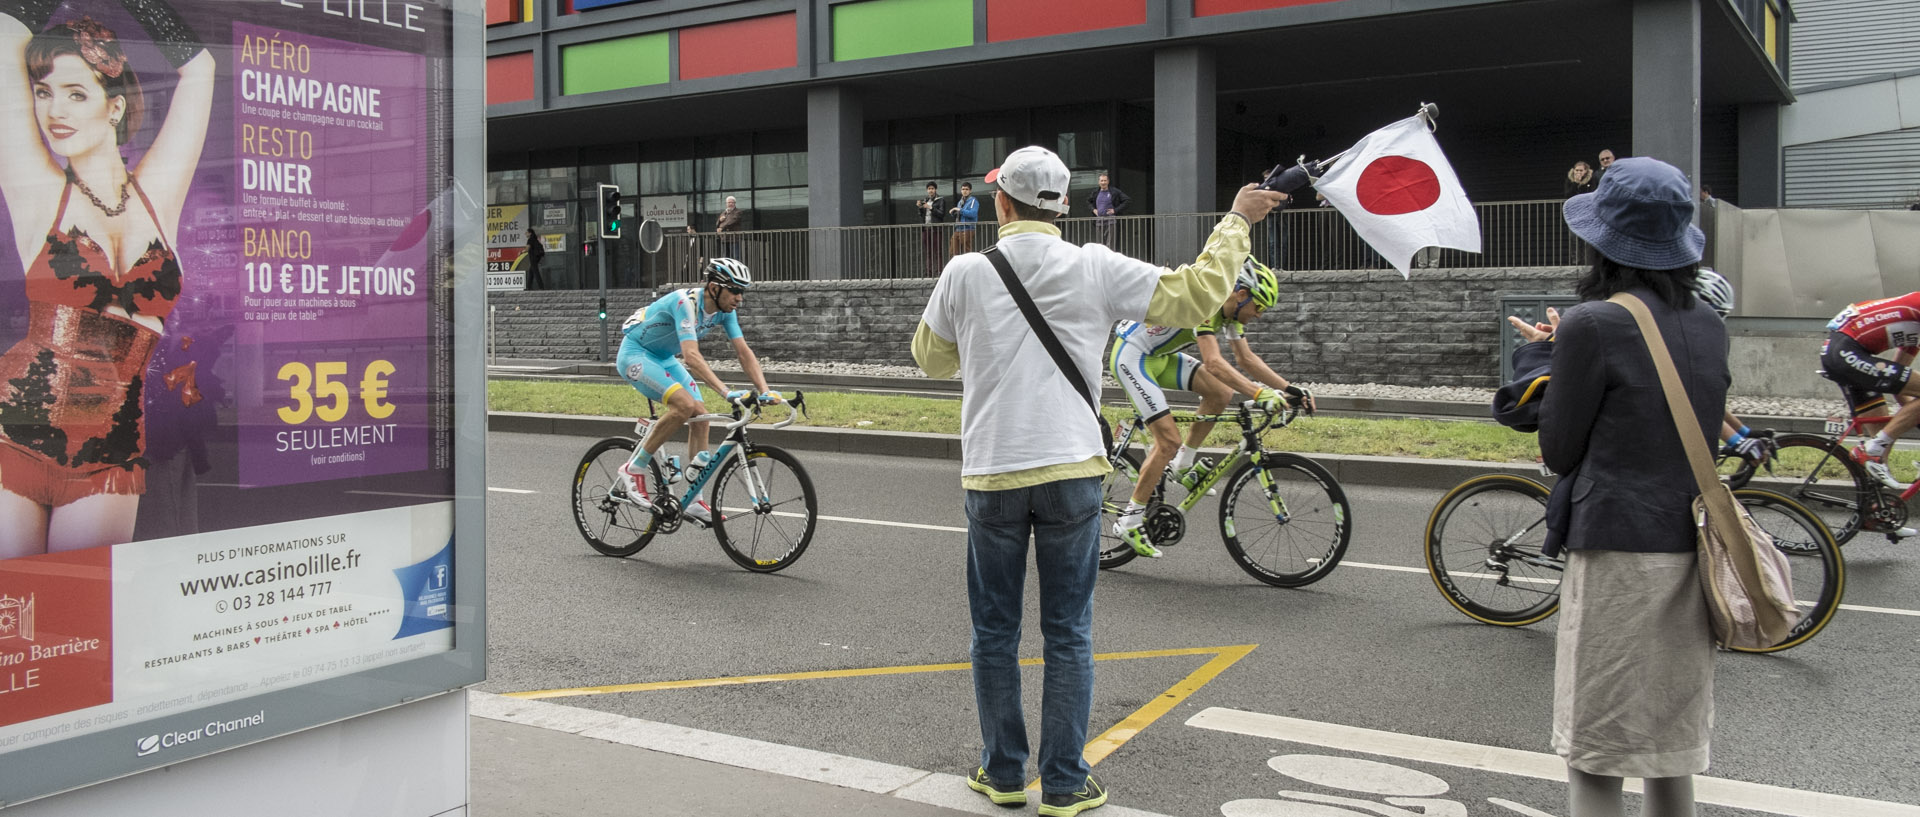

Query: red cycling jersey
left=1828, top=292, right=1920, bottom=354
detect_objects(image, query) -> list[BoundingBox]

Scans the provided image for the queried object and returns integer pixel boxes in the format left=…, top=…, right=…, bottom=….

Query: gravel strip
left=750, top=359, right=1845, bottom=420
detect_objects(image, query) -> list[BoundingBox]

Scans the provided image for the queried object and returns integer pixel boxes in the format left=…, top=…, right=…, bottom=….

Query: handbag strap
left=982, top=246, right=1105, bottom=437
left=1607, top=293, right=1738, bottom=519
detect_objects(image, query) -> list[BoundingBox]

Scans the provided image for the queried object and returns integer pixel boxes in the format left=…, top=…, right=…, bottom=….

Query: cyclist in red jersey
left=1822, top=292, right=1920, bottom=489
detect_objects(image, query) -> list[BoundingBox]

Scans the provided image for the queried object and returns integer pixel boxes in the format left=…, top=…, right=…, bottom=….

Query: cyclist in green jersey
left=1108, top=259, right=1313, bottom=557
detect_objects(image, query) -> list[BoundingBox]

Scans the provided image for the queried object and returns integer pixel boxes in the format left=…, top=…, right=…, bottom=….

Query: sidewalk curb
left=488, top=411, right=1547, bottom=489
left=470, top=692, right=1178, bottom=817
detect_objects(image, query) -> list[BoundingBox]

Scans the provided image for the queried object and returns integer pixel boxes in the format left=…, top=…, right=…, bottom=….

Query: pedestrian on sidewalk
left=1527, top=157, right=1725, bottom=817
left=913, top=145, right=1285, bottom=816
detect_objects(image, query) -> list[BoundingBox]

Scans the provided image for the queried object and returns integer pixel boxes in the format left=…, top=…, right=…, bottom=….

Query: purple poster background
left=232, top=22, right=431, bottom=487
left=0, top=0, right=455, bottom=541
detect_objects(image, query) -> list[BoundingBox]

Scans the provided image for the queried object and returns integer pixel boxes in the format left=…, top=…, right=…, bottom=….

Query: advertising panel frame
left=0, top=0, right=487, bottom=804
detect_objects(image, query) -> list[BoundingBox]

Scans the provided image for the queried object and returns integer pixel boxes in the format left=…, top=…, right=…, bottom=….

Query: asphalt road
left=481, top=431, right=1920, bottom=817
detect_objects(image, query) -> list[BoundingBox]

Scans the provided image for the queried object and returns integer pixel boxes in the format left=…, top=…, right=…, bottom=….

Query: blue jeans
left=966, top=477, right=1100, bottom=794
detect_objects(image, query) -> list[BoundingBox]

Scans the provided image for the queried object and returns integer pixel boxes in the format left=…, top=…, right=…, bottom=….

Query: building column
left=1154, top=46, right=1215, bottom=266
left=808, top=85, right=863, bottom=279
left=1632, top=0, right=1702, bottom=207
left=1737, top=102, right=1783, bottom=207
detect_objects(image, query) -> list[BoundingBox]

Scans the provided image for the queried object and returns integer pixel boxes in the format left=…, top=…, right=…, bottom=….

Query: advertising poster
left=0, top=0, right=470, bottom=800
left=485, top=202, right=526, bottom=273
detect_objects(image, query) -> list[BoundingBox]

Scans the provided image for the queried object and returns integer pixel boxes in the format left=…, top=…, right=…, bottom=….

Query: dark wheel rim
left=1427, top=479, right=1560, bottom=624
left=572, top=439, right=657, bottom=556
left=713, top=448, right=815, bottom=572
left=1222, top=458, right=1349, bottom=586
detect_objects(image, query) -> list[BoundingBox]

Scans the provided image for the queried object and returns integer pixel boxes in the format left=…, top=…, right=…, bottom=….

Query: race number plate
left=1825, top=416, right=1848, bottom=435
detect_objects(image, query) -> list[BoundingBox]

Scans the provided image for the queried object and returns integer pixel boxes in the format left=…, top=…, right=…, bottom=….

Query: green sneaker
left=1118, top=523, right=1161, bottom=559
left=966, top=767, right=1027, bottom=807
left=1038, top=775, right=1108, bottom=816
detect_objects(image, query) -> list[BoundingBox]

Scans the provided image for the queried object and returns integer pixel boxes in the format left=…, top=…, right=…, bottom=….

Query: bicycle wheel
left=1098, top=449, right=1162, bottom=570
left=1219, top=453, right=1351, bottom=587
left=1724, top=433, right=1870, bottom=545
left=1424, top=474, right=1562, bottom=626
left=1729, top=488, right=1846, bottom=654
left=711, top=444, right=817, bottom=572
left=571, top=437, right=662, bottom=557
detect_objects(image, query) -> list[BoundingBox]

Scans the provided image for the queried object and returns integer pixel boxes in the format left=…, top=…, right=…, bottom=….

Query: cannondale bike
left=1423, top=472, right=1844, bottom=653
left=571, top=392, right=818, bottom=572
left=1097, top=401, right=1352, bottom=587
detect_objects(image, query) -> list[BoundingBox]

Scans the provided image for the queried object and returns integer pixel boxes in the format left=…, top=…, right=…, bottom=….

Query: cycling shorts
left=618, top=350, right=702, bottom=404
left=1822, top=331, right=1911, bottom=415
left=1109, top=338, right=1200, bottom=424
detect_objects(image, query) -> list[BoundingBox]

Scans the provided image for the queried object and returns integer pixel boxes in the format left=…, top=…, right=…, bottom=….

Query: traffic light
left=598, top=297, right=607, bottom=322
left=598, top=183, right=622, bottom=239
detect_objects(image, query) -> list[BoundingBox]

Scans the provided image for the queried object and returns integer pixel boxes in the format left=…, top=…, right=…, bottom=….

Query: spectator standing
left=917, top=182, right=949, bottom=276
left=1513, top=157, right=1725, bottom=817
left=715, top=195, right=744, bottom=261
left=913, top=146, right=1284, bottom=816
left=1564, top=161, right=1597, bottom=197
left=523, top=232, right=546, bottom=290
left=950, top=182, right=980, bottom=256
left=1594, top=149, right=1617, bottom=185
left=1084, top=173, right=1131, bottom=249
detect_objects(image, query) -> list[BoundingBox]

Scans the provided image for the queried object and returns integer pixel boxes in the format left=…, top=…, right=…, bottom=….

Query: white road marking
left=1270, top=754, right=1450, bottom=796
left=1188, top=707, right=1920, bottom=817
left=488, top=486, right=537, bottom=494
left=1489, top=798, right=1559, bottom=817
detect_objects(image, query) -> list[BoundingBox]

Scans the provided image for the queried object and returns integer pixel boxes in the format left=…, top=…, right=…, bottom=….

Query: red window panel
left=678, top=13, right=798, bottom=81
left=486, top=53, right=535, bottom=105
left=987, top=0, right=1146, bottom=42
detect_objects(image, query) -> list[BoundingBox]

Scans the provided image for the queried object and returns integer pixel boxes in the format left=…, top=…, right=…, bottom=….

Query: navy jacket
left=1538, top=289, right=1729, bottom=553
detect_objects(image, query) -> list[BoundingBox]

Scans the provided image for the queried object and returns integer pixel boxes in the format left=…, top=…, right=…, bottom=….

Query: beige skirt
left=1552, top=549, right=1715, bottom=778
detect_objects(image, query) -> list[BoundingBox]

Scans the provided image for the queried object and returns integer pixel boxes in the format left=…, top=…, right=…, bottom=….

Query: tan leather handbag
left=1611, top=293, right=1801, bottom=649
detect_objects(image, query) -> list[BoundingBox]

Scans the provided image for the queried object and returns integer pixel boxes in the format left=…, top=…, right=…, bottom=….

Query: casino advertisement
left=0, top=0, right=460, bottom=769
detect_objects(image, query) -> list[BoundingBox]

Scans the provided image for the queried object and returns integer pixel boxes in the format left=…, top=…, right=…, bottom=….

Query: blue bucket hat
left=1563, top=157, right=1704, bottom=270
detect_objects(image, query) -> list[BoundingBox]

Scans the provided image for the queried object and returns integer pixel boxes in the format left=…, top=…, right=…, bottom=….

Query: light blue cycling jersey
left=620, top=287, right=744, bottom=359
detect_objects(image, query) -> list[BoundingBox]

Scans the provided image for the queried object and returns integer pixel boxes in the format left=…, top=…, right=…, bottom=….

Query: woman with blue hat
left=1506, top=157, right=1728, bottom=817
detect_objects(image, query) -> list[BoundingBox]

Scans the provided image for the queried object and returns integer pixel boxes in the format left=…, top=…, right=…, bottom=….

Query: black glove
left=0, top=0, right=61, bottom=32
left=1260, top=164, right=1313, bottom=196
left=1283, top=384, right=1314, bottom=414
left=119, top=0, right=204, bottom=68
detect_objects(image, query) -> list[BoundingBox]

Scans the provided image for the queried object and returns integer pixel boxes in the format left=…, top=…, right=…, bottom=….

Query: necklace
left=72, top=173, right=131, bottom=217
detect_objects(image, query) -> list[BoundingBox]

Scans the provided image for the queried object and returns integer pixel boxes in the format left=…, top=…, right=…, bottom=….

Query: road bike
left=1097, top=401, right=1351, bottom=587
left=1422, top=472, right=1845, bottom=653
left=570, top=392, right=817, bottom=572
left=1719, top=410, right=1917, bottom=546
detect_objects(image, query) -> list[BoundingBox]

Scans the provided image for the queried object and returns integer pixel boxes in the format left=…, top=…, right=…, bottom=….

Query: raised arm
left=0, top=4, right=66, bottom=245
left=124, top=0, right=213, bottom=241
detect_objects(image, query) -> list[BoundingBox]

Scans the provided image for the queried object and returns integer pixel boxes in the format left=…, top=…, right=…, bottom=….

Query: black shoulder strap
left=982, top=246, right=1107, bottom=447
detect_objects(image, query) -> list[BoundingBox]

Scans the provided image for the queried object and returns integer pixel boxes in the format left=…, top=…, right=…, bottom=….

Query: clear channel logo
left=136, top=711, right=267, bottom=757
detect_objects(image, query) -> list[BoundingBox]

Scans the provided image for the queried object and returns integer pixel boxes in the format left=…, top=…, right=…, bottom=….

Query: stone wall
left=487, top=268, right=1583, bottom=389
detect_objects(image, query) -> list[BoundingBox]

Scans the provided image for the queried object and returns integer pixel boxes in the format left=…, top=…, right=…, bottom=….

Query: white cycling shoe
left=683, top=498, right=714, bottom=524
left=1864, top=458, right=1912, bottom=492
left=616, top=467, right=654, bottom=510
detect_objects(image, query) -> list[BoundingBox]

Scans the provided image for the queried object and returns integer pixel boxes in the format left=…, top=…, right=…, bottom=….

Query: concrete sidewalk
left=469, top=692, right=1174, bottom=817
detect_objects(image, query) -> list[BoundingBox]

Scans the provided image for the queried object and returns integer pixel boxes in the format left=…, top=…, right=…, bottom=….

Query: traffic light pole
left=596, top=236, right=610, bottom=362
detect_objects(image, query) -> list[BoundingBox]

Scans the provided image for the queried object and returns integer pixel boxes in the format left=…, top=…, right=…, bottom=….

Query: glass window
left=754, top=152, right=807, bottom=188
left=891, top=141, right=952, bottom=184
left=863, top=146, right=888, bottom=183
left=641, top=159, right=694, bottom=194
left=1055, top=131, right=1110, bottom=170
left=957, top=136, right=1011, bottom=179
left=753, top=187, right=808, bottom=230
left=527, top=165, right=576, bottom=201
left=696, top=192, right=747, bottom=230
left=700, top=154, right=751, bottom=193
left=863, top=187, right=885, bottom=226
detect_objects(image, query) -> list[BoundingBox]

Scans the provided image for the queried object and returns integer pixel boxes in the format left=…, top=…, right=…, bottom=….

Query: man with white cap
left=913, top=146, right=1286, bottom=815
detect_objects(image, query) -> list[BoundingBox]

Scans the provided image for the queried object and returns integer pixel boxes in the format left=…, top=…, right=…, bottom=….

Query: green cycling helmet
left=1236, top=259, right=1280, bottom=310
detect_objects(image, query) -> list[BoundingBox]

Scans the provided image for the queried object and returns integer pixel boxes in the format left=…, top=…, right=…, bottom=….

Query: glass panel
left=700, top=154, right=752, bottom=192
left=863, top=187, right=886, bottom=226
left=487, top=169, right=527, bottom=205
left=863, top=146, right=888, bottom=183
left=528, top=165, right=576, bottom=201
left=891, top=141, right=952, bottom=183
left=958, top=136, right=1012, bottom=178
left=641, top=159, right=695, bottom=194
left=753, top=187, right=809, bottom=230
left=1055, top=130, right=1111, bottom=170
left=754, top=152, right=808, bottom=188
left=696, top=192, right=748, bottom=231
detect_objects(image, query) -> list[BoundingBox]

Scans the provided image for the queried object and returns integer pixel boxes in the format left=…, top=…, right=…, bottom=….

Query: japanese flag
left=1313, top=113, right=1481, bottom=278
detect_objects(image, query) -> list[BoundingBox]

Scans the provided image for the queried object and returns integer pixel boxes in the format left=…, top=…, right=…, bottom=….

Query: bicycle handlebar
left=687, top=389, right=806, bottom=431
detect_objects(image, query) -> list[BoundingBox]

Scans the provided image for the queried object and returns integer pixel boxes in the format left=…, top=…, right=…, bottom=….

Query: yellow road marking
left=503, top=645, right=1247, bottom=700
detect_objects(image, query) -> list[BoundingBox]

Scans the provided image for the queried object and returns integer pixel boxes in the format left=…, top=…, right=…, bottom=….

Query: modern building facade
left=1780, top=0, right=1920, bottom=208
left=485, top=0, right=1795, bottom=288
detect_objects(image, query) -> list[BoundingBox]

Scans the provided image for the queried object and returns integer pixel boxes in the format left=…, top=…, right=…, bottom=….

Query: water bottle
left=685, top=450, right=713, bottom=483
left=664, top=455, right=683, bottom=483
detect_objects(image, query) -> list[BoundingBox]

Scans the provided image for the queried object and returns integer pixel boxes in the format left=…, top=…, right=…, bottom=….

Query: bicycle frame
left=1108, top=400, right=1296, bottom=514
left=650, top=394, right=805, bottom=518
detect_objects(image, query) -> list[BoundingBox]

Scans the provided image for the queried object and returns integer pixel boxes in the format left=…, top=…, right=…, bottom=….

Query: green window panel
left=561, top=32, right=670, bottom=96
left=832, top=0, right=973, bottom=62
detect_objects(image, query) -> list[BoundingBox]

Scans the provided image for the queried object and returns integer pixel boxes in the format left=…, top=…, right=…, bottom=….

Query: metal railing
left=610, top=199, right=1584, bottom=286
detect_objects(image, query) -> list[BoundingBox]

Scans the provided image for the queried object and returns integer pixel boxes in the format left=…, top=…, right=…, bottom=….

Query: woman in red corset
left=0, top=1, right=212, bottom=556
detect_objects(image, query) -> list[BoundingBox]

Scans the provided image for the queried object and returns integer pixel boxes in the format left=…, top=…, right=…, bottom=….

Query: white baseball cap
left=985, top=146, right=1071, bottom=215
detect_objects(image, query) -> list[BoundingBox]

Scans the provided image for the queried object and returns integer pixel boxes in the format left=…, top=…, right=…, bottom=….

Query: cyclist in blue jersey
left=614, top=258, right=781, bottom=521
left=1108, top=258, right=1313, bottom=558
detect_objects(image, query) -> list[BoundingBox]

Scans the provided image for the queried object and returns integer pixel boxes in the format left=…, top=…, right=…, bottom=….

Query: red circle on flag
left=1355, top=156, right=1442, bottom=216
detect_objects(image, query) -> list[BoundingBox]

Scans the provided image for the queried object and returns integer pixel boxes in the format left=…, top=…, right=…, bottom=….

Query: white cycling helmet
left=706, top=257, right=753, bottom=290
left=1693, top=267, right=1734, bottom=318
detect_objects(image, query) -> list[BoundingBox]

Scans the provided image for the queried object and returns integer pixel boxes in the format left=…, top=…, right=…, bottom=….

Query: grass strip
left=490, top=379, right=1546, bottom=463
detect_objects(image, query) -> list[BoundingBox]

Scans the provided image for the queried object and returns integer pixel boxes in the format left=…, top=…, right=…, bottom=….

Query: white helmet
left=1693, top=267, right=1734, bottom=318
